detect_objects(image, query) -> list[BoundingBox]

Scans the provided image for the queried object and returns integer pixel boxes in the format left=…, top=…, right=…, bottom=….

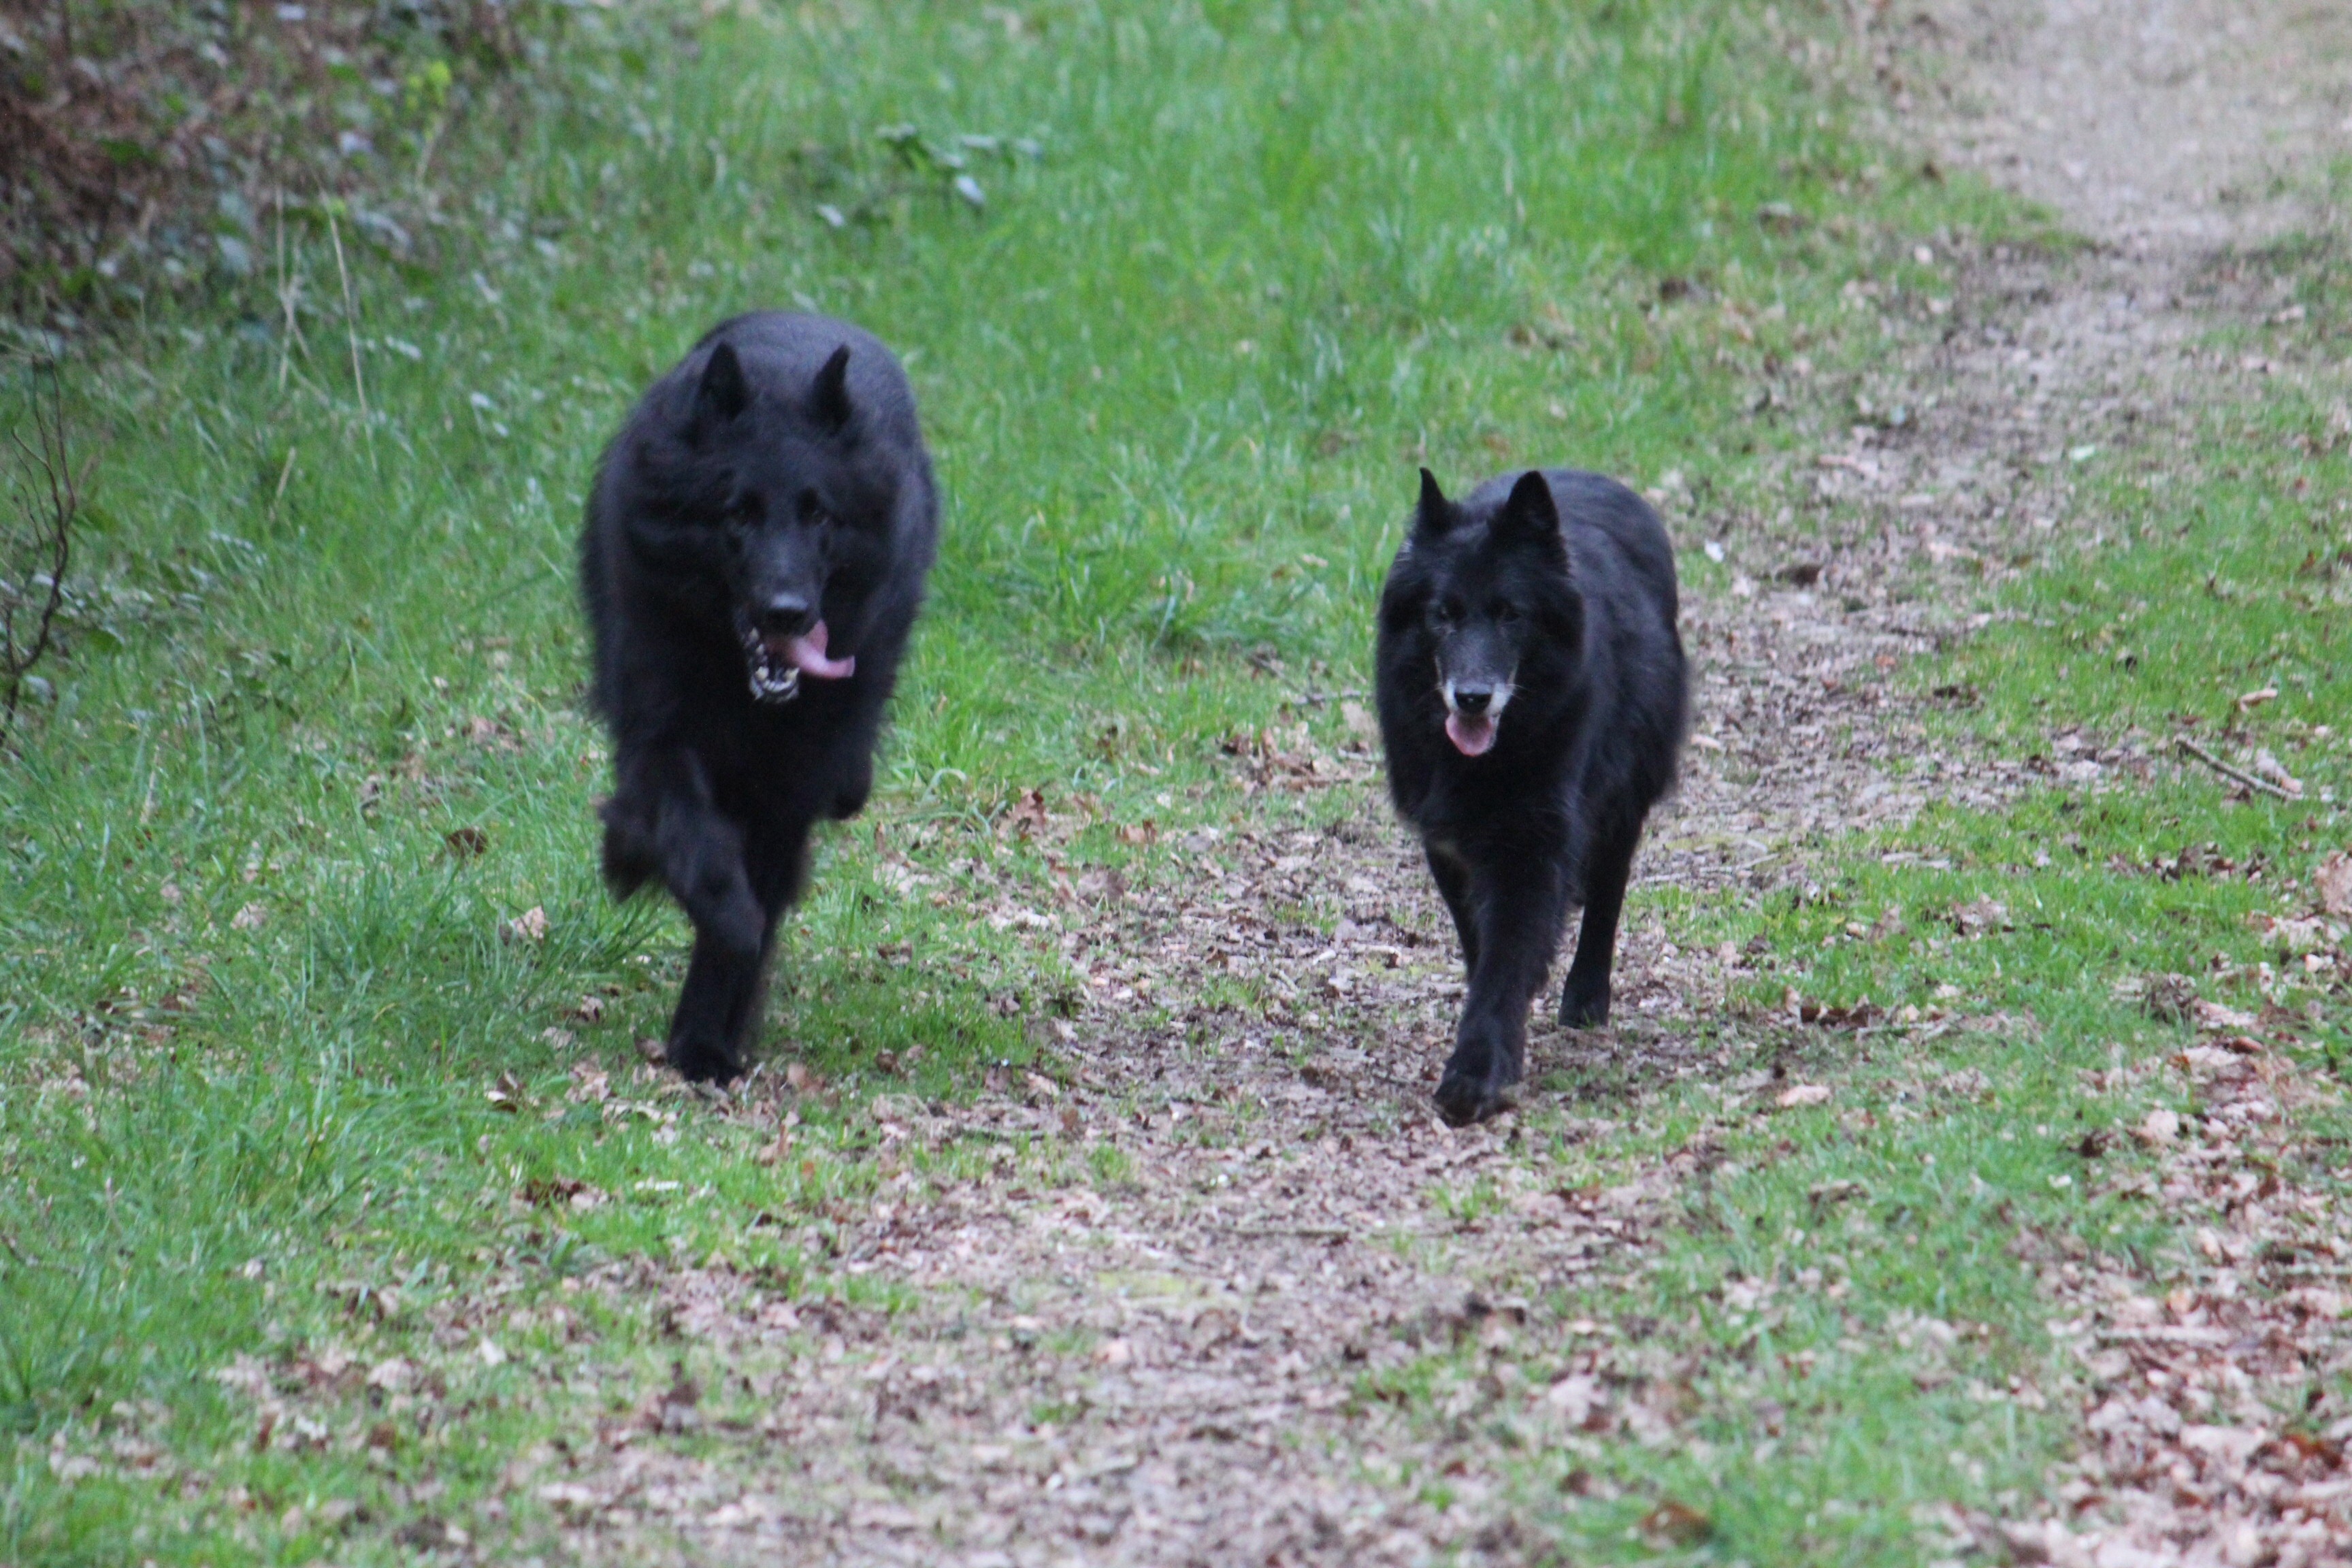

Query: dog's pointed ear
left=810, top=344, right=853, bottom=429
left=1496, top=470, right=1567, bottom=563
left=1412, top=468, right=1454, bottom=538
left=696, top=342, right=751, bottom=423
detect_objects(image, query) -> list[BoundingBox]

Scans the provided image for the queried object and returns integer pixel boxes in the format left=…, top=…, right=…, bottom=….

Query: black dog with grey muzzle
left=1375, top=468, right=1688, bottom=1126
left=581, top=312, right=937, bottom=1082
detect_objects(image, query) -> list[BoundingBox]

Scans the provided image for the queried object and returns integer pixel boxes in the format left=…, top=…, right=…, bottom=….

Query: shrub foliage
left=0, top=0, right=544, bottom=323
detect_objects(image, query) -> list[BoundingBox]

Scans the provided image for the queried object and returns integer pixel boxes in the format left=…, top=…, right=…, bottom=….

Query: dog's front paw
left=666, top=1032, right=747, bottom=1085
left=1435, top=1031, right=1523, bottom=1127
left=1558, top=977, right=1611, bottom=1029
left=1434, top=1068, right=1520, bottom=1127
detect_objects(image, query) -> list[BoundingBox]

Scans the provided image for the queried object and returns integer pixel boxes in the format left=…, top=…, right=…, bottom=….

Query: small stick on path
left=2174, top=735, right=2295, bottom=801
left=1228, top=1224, right=1356, bottom=1241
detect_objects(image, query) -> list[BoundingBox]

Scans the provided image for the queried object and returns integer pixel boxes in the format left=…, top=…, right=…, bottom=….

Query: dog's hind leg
left=1437, top=857, right=1570, bottom=1127
left=1558, top=817, right=1641, bottom=1028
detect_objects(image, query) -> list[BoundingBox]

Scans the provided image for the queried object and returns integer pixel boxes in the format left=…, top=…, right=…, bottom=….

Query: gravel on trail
left=535, top=5, right=2352, bottom=1561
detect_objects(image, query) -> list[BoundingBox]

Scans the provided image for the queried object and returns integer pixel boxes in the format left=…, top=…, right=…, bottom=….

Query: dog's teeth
left=746, top=652, right=801, bottom=704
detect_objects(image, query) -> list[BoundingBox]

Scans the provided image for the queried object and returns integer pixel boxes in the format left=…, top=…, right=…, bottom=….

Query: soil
left=539, top=5, right=2352, bottom=1562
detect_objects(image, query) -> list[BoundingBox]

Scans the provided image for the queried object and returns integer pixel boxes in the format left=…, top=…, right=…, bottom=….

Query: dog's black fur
left=1375, top=468, right=1687, bottom=1126
left=581, top=312, right=937, bottom=1082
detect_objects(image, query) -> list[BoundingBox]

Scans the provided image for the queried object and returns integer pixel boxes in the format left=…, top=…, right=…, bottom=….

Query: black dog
left=1375, top=468, right=1687, bottom=1126
left=581, top=312, right=938, bottom=1081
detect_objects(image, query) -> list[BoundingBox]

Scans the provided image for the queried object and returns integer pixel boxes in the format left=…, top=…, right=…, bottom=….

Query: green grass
left=1907, top=238, right=2352, bottom=1065
left=0, top=0, right=2312, bottom=1563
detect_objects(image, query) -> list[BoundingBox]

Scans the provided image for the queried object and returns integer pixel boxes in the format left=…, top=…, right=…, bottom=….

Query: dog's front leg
left=828, top=751, right=873, bottom=821
left=1425, top=844, right=1480, bottom=977
left=670, top=828, right=817, bottom=1083
left=822, top=696, right=888, bottom=821
left=1559, top=816, right=1642, bottom=1028
left=1435, top=856, right=1569, bottom=1127
left=669, top=925, right=763, bottom=1081
left=619, top=750, right=766, bottom=1082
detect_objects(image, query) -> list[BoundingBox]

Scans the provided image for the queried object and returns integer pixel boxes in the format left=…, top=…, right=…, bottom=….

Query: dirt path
left=543, top=7, right=2352, bottom=1563
left=1914, top=0, right=2347, bottom=249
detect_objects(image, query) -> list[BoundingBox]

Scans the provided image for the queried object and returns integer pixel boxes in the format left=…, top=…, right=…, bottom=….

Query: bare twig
left=1228, top=1224, right=1356, bottom=1241
left=2174, top=735, right=2294, bottom=801
left=3, top=368, right=78, bottom=746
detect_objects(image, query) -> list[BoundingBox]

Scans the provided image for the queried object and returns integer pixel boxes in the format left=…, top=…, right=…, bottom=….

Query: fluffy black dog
left=581, top=312, right=937, bottom=1081
left=1375, top=468, right=1687, bottom=1126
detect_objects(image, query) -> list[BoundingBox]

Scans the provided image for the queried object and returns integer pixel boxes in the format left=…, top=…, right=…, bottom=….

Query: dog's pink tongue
left=1446, top=713, right=1497, bottom=757
left=772, top=620, right=855, bottom=680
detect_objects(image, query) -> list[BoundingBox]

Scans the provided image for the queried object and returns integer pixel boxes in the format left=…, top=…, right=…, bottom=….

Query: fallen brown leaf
left=1952, top=896, right=2011, bottom=936
left=502, top=906, right=549, bottom=943
left=2316, top=851, right=2352, bottom=917
left=1004, top=788, right=1051, bottom=839
left=1641, top=1499, right=1713, bottom=1547
left=2190, top=998, right=2257, bottom=1034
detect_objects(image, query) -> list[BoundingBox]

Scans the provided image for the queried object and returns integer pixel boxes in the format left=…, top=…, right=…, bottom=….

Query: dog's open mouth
left=1445, top=713, right=1498, bottom=757
left=739, top=616, right=857, bottom=704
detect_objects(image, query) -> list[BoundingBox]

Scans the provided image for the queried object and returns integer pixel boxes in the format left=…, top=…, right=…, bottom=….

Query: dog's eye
left=724, top=493, right=760, bottom=526
left=1430, top=600, right=1460, bottom=625
left=1495, top=602, right=1523, bottom=625
left=798, top=491, right=832, bottom=527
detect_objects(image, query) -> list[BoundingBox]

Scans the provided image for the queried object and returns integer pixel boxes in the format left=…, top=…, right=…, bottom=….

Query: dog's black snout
left=1452, top=688, right=1492, bottom=717
left=753, top=595, right=816, bottom=638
